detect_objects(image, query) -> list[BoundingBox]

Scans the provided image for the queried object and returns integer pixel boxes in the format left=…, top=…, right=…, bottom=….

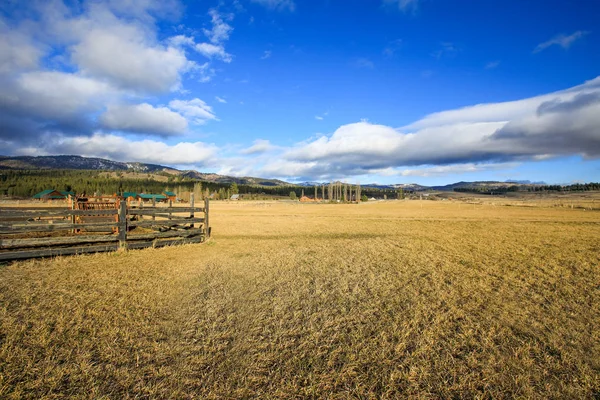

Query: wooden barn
left=139, top=193, right=168, bottom=203
left=121, top=192, right=139, bottom=201
left=163, top=191, right=177, bottom=202
left=32, top=189, right=74, bottom=201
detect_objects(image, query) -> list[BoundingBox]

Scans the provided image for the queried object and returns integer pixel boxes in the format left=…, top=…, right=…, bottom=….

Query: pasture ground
left=1, top=199, right=599, bottom=398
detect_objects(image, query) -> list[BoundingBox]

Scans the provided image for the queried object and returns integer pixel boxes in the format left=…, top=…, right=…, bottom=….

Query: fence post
left=69, top=195, right=75, bottom=234
left=190, top=193, right=195, bottom=228
left=204, top=197, right=210, bottom=238
left=152, top=197, right=156, bottom=222
left=118, top=201, right=127, bottom=251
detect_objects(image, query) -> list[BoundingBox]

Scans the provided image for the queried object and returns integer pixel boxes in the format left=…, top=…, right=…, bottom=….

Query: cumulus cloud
left=189, top=9, right=234, bottom=63
left=252, top=76, right=600, bottom=180
left=0, top=71, right=119, bottom=139
left=240, top=139, right=274, bottom=155
left=100, top=103, right=188, bottom=135
left=203, top=9, right=233, bottom=44
left=0, top=1, right=228, bottom=148
left=72, top=29, right=190, bottom=93
left=0, top=23, right=44, bottom=74
left=194, top=42, right=232, bottom=62
left=533, top=31, right=590, bottom=53
left=24, top=133, right=218, bottom=166
left=168, top=98, right=217, bottom=124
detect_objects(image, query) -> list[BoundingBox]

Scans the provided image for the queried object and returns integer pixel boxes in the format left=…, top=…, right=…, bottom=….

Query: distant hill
left=0, top=155, right=554, bottom=191
left=0, top=155, right=170, bottom=173
left=0, top=155, right=291, bottom=187
left=430, top=180, right=545, bottom=191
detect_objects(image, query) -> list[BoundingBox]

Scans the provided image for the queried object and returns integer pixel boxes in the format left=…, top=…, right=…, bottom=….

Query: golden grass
left=1, top=200, right=599, bottom=398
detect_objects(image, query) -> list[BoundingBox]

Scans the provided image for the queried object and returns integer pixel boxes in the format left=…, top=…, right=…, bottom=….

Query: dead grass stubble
left=0, top=201, right=599, bottom=398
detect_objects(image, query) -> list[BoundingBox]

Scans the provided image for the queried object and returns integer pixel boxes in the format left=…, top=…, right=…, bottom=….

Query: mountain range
left=0, top=155, right=547, bottom=191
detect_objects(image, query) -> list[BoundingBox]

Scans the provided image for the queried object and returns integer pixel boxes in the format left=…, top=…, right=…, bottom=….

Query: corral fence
left=0, top=194, right=210, bottom=262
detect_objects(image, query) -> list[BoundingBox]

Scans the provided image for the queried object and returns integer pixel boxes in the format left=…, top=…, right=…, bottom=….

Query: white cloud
left=315, top=116, right=324, bottom=120
left=240, top=139, right=274, bottom=155
left=485, top=60, right=500, bottom=69
left=100, top=103, right=188, bottom=135
left=203, top=9, right=233, bottom=44
left=72, top=27, right=190, bottom=93
left=32, top=133, right=217, bottom=166
left=168, top=35, right=195, bottom=48
left=0, top=23, right=44, bottom=74
left=194, top=42, right=233, bottom=63
left=395, top=162, right=519, bottom=177
left=534, top=31, right=590, bottom=53
left=261, top=50, right=272, bottom=59
left=14, top=71, right=117, bottom=116
left=215, top=96, right=227, bottom=103
left=250, top=0, right=296, bottom=12
left=168, top=98, right=217, bottom=124
left=256, top=76, right=600, bottom=179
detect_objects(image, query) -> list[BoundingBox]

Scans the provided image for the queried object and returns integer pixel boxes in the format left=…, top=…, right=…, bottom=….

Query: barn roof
left=32, top=189, right=65, bottom=199
left=164, top=191, right=176, bottom=196
left=139, top=193, right=167, bottom=200
left=122, top=192, right=138, bottom=198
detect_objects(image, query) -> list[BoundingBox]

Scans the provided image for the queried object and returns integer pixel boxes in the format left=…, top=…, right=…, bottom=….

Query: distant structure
left=230, top=194, right=240, bottom=201
left=163, top=191, right=177, bottom=202
left=326, top=181, right=361, bottom=203
left=32, top=189, right=74, bottom=201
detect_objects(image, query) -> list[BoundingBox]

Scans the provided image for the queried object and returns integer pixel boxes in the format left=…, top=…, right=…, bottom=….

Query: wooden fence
left=0, top=195, right=210, bottom=261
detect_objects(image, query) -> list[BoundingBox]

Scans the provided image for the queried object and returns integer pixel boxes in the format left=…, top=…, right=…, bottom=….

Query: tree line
left=454, top=182, right=600, bottom=195
left=0, top=169, right=415, bottom=200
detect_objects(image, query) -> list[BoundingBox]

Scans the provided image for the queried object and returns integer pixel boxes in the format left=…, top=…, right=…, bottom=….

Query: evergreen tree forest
left=0, top=169, right=418, bottom=200
left=454, top=182, right=600, bottom=195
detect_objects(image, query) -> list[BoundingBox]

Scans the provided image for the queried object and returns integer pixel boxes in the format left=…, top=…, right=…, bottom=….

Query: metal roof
left=139, top=193, right=167, bottom=200
left=32, top=189, right=65, bottom=199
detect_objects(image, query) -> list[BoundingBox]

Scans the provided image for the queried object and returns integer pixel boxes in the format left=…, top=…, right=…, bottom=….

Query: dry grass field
left=1, top=200, right=599, bottom=398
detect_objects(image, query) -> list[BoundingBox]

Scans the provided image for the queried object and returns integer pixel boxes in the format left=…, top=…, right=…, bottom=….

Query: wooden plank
left=118, top=201, right=127, bottom=250
left=190, top=193, right=195, bottom=229
left=128, top=217, right=204, bottom=227
left=127, top=230, right=204, bottom=241
left=0, top=243, right=119, bottom=261
left=152, top=197, right=156, bottom=223
left=0, top=222, right=118, bottom=234
left=125, top=237, right=203, bottom=250
left=1, top=235, right=118, bottom=249
left=205, top=198, right=210, bottom=238
left=0, top=209, right=118, bottom=218
left=126, top=207, right=205, bottom=214
left=153, top=237, right=204, bottom=248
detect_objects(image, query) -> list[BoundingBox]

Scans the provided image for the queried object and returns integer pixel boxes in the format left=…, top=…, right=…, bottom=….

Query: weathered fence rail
left=0, top=196, right=210, bottom=261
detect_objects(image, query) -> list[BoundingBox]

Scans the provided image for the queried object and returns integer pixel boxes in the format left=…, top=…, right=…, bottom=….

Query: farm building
left=121, top=192, right=139, bottom=201
left=230, top=194, right=240, bottom=200
left=139, top=193, right=168, bottom=202
left=163, top=191, right=177, bottom=201
left=32, top=189, right=74, bottom=201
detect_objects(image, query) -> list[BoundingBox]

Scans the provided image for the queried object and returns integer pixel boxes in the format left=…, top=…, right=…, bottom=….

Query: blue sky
left=1, top=0, right=599, bottom=185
